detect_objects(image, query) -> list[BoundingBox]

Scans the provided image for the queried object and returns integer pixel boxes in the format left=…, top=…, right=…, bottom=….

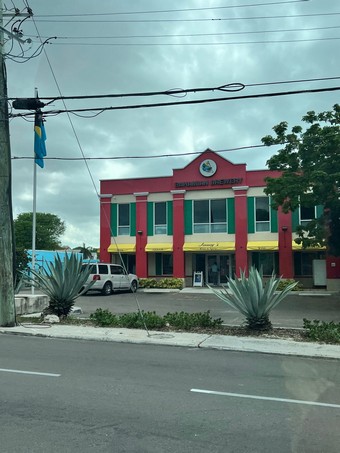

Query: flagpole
left=31, top=146, right=37, bottom=295
left=31, top=88, right=38, bottom=295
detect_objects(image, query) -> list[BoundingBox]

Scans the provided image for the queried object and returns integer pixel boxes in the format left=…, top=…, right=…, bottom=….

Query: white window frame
left=255, top=197, right=270, bottom=232
left=299, top=205, right=316, bottom=227
left=193, top=199, right=227, bottom=234
left=118, top=203, right=130, bottom=236
left=154, top=202, right=167, bottom=235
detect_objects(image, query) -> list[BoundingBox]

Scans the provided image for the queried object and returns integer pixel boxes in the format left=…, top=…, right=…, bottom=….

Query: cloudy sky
left=6, top=0, right=340, bottom=249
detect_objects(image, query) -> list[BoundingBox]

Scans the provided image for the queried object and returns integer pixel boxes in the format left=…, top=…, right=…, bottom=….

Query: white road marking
left=0, top=368, right=60, bottom=377
left=190, top=389, right=340, bottom=409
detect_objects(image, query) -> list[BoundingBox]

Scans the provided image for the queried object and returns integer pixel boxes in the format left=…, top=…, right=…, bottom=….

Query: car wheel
left=130, top=280, right=138, bottom=293
left=102, top=282, right=112, bottom=296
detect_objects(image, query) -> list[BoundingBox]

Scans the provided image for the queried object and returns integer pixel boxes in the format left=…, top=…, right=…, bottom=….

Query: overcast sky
left=6, top=0, right=340, bottom=249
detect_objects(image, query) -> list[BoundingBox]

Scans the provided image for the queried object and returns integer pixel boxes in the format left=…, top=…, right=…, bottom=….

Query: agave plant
left=208, top=266, right=297, bottom=331
left=24, top=253, right=94, bottom=318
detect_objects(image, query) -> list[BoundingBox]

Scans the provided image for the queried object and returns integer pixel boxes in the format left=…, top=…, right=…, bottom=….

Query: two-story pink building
left=100, top=149, right=340, bottom=289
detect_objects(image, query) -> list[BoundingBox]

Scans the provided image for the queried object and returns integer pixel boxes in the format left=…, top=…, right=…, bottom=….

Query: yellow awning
left=247, top=241, right=278, bottom=251
left=183, top=242, right=235, bottom=252
left=145, top=243, right=173, bottom=252
left=292, top=241, right=326, bottom=250
left=108, top=243, right=136, bottom=253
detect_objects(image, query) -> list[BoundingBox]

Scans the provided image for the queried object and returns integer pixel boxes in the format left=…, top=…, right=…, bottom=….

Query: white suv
left=82, top=263, right=138, bottom=295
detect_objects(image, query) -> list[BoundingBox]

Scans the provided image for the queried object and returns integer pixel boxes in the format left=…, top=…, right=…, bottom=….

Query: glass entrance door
left=219, top=255, right=230, bottom=285
left=207, top=255, right=232, bottom=286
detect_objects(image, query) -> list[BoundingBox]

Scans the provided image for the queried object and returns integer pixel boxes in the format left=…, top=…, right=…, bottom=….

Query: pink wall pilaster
left=171, top=190, right=186, bottom=278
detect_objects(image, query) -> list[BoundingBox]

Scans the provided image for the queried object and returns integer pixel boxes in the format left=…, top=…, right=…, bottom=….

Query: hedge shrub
left=138, top=278, right=183, bottom=289
left=277, top=279, right=302, bottom=291
left=90, top=309, right=222, bottom=330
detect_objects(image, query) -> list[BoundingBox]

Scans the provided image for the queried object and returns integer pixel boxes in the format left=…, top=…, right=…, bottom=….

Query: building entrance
left=206, top=255, right=233, bottom=286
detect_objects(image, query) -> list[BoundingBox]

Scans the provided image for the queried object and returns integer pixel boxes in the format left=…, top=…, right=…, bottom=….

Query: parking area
left=74, top=290, right=340, bottom=328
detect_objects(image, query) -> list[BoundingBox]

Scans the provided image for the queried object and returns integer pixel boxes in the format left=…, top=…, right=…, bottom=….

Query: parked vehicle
left=82, top=263, right=138, bottom=295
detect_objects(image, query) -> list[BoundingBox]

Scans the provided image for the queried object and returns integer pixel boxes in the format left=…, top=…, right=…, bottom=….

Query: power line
left=31, top=12, right=340, bottom=23
left=43, top=36, right=340, bottom=46
left=33, top=1, right=309, bottom=17
left=8, top=75, right=340, bottom=103
left=11, top=144, right=270, bottom=162
left=26, top=25, right=340, bottom=41
left=10, top=86, right=340, bottom=119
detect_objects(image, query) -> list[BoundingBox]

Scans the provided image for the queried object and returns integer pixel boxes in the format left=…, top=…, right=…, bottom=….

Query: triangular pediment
left=172, top=149, right=246, bottom=188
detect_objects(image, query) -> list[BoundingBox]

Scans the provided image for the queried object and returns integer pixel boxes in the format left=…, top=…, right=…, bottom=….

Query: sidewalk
left=1, top=324, right=339, bottom=360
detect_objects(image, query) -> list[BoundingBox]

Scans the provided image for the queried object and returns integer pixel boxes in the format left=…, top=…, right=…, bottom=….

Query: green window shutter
left=147, top=202, right=154, bottom=236
left=227, top=198, right=235, bottom=234
left=110, top=203, right=117, bottom=236
left=130, top=203, right=136, bottom=236
left=167, top=201, right=173, bottom=235
left=184, top=200, right=193, bottom=235
left=247, top=197, right=255, bottom=233
left=270, top=199, right=278, bottom=233
left=316, top=205, right=324, bottom=218
left=155, top=253, right=162, bottom=275
left=292, top=209, right=300, bottom=231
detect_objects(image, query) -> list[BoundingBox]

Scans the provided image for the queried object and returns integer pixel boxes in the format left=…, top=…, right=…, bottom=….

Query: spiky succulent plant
left=24, top=253, right=94, bottom=318
left=208, top=266, right=297, bottom=331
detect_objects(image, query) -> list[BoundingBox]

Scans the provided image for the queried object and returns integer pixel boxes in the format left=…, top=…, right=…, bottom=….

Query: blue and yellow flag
left=34, top=113, right=47, bottom=168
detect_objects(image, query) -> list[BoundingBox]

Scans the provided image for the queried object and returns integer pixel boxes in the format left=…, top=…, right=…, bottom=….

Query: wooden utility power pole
left=0, top=0, right=15, bottom=326
left=0, top=1, right=31, bottom=326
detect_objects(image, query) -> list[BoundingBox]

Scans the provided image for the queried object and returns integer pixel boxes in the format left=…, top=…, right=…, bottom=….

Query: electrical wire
left=11, top=144, right=269, bottom=162
left=26, top=25, right=340, bottom=41
left=43, top=36, right=340, bottom=46
left=10, top=86, right=340, bottom=119
left=31, top=12, right=340, bottom=24
left=33, top=1, right=310, bottom=17
left=10, top=82, right=246, bottom=103
left=6, top=76, right=340, bottom=103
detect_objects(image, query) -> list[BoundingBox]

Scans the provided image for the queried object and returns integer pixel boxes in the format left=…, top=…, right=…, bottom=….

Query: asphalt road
left=74, top=290, right=340, bottom=328
left=1, top=335, right=340, bottom=453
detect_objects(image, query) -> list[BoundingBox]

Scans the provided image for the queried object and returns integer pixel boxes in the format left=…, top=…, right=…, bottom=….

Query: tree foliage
left=14, top=248, right=30, bottom=288
left=262, top=104, right=340, bottom=255
left=73, top=246, right=95, bottom=259
left=14, top=212, right=66, bottom=250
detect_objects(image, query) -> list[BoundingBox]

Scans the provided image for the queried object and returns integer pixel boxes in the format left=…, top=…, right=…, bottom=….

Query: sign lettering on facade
left=175, top=178, right=242, bottom=188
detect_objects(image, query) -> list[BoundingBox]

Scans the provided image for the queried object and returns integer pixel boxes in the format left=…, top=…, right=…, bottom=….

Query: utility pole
left=0, top=1, right=30, bottom=326
left=0, top=0, right=15, bottom=326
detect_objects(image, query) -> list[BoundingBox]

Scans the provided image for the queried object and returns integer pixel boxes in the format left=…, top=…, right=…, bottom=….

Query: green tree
left=14, top=212, right=66, bottom=250
left=14, top=248, right=30, bottom=288
left=262, top=104, right=340, bottom=255
left=73, top=245, right=94, bottom=259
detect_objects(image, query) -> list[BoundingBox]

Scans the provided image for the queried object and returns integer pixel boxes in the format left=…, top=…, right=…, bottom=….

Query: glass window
left=98, top=264, right=109, bottom=274
left=162, top=254, right=173, bottom=275
left=110, top=265, right=123, bottom=275
left=155, top=202, right=167, bottom=235
left=300, top=206, right=316, bottom=227
left=252, top=252, right=278, bottom=276
left=255, top=197, right=270, bottom=232
left=118, top=204, right=130, bottom=235
left=294, top=251, right=325, bottom=276
left=193, top=199, right=227, bottom=233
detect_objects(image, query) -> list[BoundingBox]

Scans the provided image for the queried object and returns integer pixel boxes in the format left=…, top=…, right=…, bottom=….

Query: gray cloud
left=7, top=0, right=340, bottom=248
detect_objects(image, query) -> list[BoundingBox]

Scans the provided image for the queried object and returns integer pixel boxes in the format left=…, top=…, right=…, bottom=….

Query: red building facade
left=100, top=149, right=339, bottom=289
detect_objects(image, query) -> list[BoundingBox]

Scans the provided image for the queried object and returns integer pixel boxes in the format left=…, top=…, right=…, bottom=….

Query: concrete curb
left=1, top=325, right=340, bottom=359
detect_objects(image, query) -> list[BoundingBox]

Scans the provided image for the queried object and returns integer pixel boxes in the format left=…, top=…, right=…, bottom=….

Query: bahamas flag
left=34, top=113, right=47, bottom=168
